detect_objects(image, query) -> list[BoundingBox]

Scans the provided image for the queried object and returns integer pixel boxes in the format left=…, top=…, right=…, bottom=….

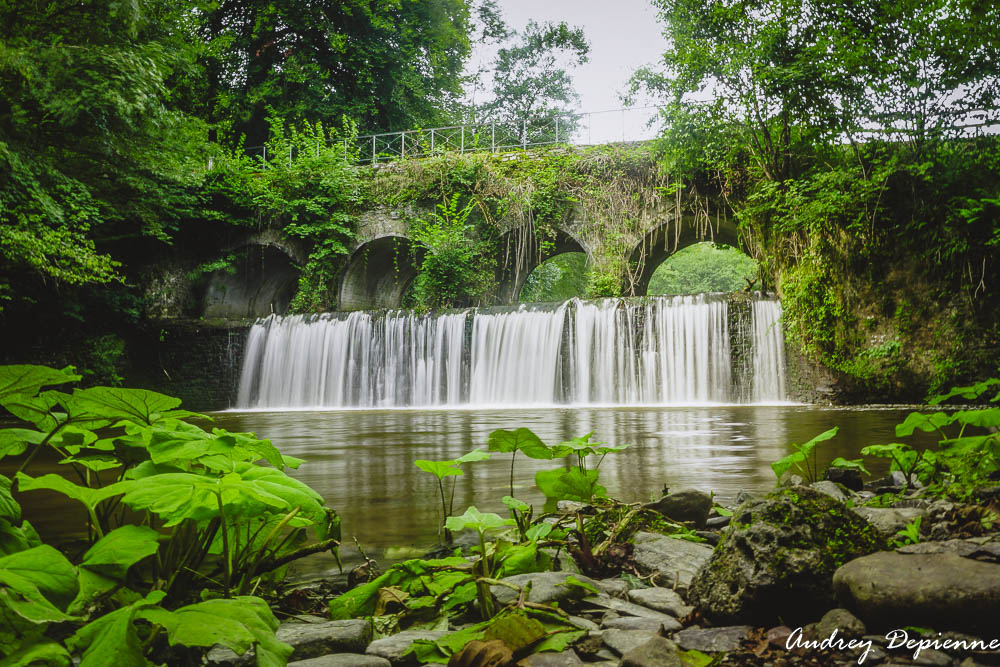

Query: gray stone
left=824, top=466, right=864, bottom=492
left=811, top=480, right=850, bottom=503
left=706, top=515, right=731, bottom=528
left=602, top=629, right=662, bottom=657
left=853, top=506, right=926, bottom=535
left=898, top=539, right=1000, bottom=562
left=595, top=577, right=628, bottom=598
left=688, top=487, right=886, bottom=624
left=779, top=472, right=804, bottom=487
left=631, top=532, right=714, bottom=591
left=644, top=489, right=713, bottom=528
left=674, top=626, right=752, bottom=653
left=541, top=548, right=583, bottom=574
left=626, top=587, right=692, bottom=618
left=568, top=615, right=599, bottom=631
left=492, top=571, right=602, bottom=607
left=913, top=649, right=953, bottom=666
left=207, top=619, right=372, bottom=665
left=583, top=594, right=681, bottom=625
left=288, top=656, right=390, bottom=667
left=619, top=636, right=685, bottom=667
left=365, top=630, right=446, bottom=665
left=602, top=615, right=679, bottom=632
left=815, top=608, right=866, bottom=640
left=834, top=551, right=1000, bottom=633
left=695, top=530, right=719, bottom=546
left=518, top=649, right=585, bottom=666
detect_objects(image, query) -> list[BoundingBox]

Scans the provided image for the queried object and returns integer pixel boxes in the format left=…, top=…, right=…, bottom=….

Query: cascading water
left=236, top=294, right=788, bottom=409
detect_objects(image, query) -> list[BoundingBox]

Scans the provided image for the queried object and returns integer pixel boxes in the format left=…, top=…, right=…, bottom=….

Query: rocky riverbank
left=203, top=472, right=1000, bottom=667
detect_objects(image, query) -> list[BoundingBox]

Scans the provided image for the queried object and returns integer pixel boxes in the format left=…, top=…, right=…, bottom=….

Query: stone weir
left=235, top=294, right=792, bottom=410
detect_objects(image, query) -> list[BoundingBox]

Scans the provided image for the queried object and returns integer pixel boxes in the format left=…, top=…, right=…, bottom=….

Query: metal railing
left=243, top=106, right=664, bottom=166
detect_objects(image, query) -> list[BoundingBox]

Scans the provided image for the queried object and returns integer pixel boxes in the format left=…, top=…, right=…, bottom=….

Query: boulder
left=288, top=656, right=390, bottom=667
left=619, top=636, right=685, bottom=667
left=852, top=506, right=926, bottom=536
left=491, top=571, right=602, bottom=607
left=626, top=587, right=692, bottom=618
left=824, top=466, right=864, bottom=491
left=645, top=489, right=712, bottom=528
left=810, top=480, right=850, bottom=503
left=207, top=619, right=371, bottom=665
left=833, top=551, right=1000, bottom=633
left=365, top=630, right=446, bottom=665
left=674, top=626, right=751, bottom=653
left=601, top=615, right=678, bottom=632
left=688, top=486, right=886, bottom=623
left=815, top=608, right=866, bottom=640
left=602, top=629, right=663, bottom=657
left=631, top=532, right=714, bottom=591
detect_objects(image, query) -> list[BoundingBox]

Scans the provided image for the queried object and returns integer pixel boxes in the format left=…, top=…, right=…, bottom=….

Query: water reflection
left=208, top=405, right=926, bottom=560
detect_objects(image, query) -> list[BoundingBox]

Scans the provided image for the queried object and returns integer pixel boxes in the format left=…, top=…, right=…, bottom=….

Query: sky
left=467, top=0, right=670, bottom=143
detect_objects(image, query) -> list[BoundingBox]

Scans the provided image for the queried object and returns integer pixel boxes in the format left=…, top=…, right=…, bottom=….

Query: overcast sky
left=470, top=1, right=667, bottom=110
left=466, top=1, right=669, bottom=142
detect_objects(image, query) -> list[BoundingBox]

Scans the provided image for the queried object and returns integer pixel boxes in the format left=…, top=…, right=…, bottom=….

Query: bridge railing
left=242, top=106, right=663, bottom=166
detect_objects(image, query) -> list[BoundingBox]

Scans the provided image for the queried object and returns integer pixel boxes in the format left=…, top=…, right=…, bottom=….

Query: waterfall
left=236, top=295, right=788, bottom=409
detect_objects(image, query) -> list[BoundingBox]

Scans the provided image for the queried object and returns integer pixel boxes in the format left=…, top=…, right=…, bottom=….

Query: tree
left=0, top=0, right=208, bottom=310
left=473, top=18, right=590, bottom=143
left=184, top=0, right=475, bottom=145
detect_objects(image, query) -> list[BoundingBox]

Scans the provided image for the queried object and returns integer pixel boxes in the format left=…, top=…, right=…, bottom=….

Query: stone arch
left=627, top=216, right=741, bottom=296
left=202, top=245, right=300, bottom=319
left=337, top=235, right=423, bottom=310
left=494, top=226, right=589, bottom=304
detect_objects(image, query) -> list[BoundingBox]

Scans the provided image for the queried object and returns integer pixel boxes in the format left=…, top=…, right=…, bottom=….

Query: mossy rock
left=687, top=486, right=886, bottom=624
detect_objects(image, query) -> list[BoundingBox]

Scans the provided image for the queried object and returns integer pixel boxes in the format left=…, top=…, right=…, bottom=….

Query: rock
left=706, top=515, right=731, bottom=528
left=644, top=489, right=712, bottom=528
left=568, top=615, right=599, bottom=631
left=619, top=636, right=685, bottom=667
left=288, top=656, right=390, bottom=667
left=631, top=532, right=714, bottom=591
left=833, top=551, right=1000, bottom=633
left=897, top=539, right=1000, bottom=562
left=853, top=506, right=926, bottom=535
left=518, top=649, right=585, bottom=666
left=602, top=629, right=662, bottom=657
left=582, top=594, right=680, bottom=625
left=365, top=630, right=446, bottom=665
left=779, top=472, right=804, bottom=487
left=735, top=491, right=754, bottom=505
left=815, top=608, right=866, bottom=640
left=541, top=548, right=582, bottom=574
left=626, top=587, right=692, bottom=618
left=207, top=619, right=372, bottom=665
left=688, top=487, right=886, bottom=623
left=913, top=649, right=953, bottom=666
left=601, top=616, right=678, bottom=632
left=674, top=626, right=752, bottom=653
left=811, top=480, right=850, bottom=503
left=695, top=531, right=719, bottom=546
left=824, top=466, right=864, bottom=491
left=492, top=571, right=602, bottom=607
left=595, top=577, right=628, bottom=598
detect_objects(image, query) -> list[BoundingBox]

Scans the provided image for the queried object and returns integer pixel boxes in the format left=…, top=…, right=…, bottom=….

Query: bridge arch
left=202, top=244, right=300, bottom=319
left=338, top=235, right=423, bottom=310
left=494, top=227, right=590, bottom=304
left=627, top=216, right=741, bottom=296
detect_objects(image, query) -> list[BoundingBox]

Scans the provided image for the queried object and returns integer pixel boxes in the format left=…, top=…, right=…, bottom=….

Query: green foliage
left=648, top=243, right=757, bottom=295
left=770, top=427, right=840, bottom=483
left=0, top=364, right=340, bottom=666
left=414, top=448, right=492, bottom=543
left=520, top=253, right=588, bottom=303
left=892, top=516, right=923, bottom=548
left=409, top=194, right=496, bottom=310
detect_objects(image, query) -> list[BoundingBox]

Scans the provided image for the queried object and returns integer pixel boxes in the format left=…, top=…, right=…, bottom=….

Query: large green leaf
left=895, top=411, right=954, bottom=437
left=137, top=596, right=292, bottom=667
left=80, top=525, right=160, bottom=581
left=770, top=427, right=839, bottom=478
left=0, top=639, right=71, bottom=667
left=16, top=473, right=131, bottom=512
left=68, top=387, right=182, bottom=426
left=535, top=467, right=606, bottom=502
left=488, top=428, right=553, bottom=460
left=66, top=591, right=165, bottom=667
left=953, top=408, right=1000, bottom=429
left=0, top=393, right=64, bottom=432
left=0, top=546, right=78, bottom=629
left=0, top=429, right=46, bottom=460
left=328, top=557, right=469, bottom=620
left=0, top=366, right=79, bottom=402
left=0, top=477, right=19, bottom=524
left=455, top=448, right=491, bottom=463
left=213, top=429, right=285, bottom=470
left=414, top=460, right=463, bottom=480
left=445, top=506, right=514, bottom=534
left=928, top=378, right=1000, bottom=405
